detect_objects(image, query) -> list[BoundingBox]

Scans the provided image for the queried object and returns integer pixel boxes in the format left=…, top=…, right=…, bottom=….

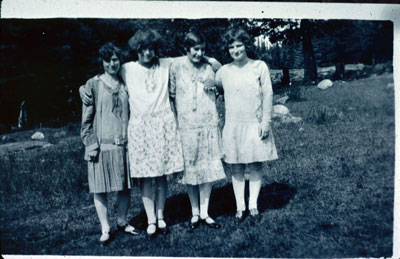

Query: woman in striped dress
left=80, top=42, right=139, bottom=245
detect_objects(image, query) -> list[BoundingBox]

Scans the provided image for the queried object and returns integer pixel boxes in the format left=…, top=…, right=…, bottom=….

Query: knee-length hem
left=88, top=148, right=133, bottom=193
left=79, top=75, right=132, bottom=194
left=122, top=59, right=185, bottom=179
left=222, top=122, right=278, bottom=164
left=169, top=57, right=226, bottom=185
left=215, top=60, right=278, bottom=167
left=127, top=109, right=184, bottom=178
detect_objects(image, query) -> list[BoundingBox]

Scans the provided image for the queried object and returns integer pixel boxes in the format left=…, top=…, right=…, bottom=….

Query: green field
left=0, top=73, right=394, bottom=257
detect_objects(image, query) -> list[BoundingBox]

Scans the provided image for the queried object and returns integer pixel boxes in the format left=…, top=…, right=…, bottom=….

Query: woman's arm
left=214, top=67, right=224, bottom=95
left=259, top=61, right=273, bottom=139
left=204, top=56, right=222, bottom=72
left=168, top=62, right=178, bottom=118
left=79, top=79, right=99, bottom=161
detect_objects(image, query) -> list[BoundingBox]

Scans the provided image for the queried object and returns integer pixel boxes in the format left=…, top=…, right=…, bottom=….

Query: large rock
left=31, top=132, right=45, bottom=140
left=273, top=105, right=290, bottom=118
left=272, top=104, right=302, bottom=124
left=317, top=79, right=333, bottom=90
left=275, top=95, right=290, bottom=105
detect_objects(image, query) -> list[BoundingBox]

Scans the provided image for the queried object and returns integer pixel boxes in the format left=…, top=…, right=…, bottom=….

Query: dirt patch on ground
left=0, top=140, right=51, bottom=156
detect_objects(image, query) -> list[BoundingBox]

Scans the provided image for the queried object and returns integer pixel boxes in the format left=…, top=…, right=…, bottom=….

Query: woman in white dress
left=215, top=28, right=278, bottom=222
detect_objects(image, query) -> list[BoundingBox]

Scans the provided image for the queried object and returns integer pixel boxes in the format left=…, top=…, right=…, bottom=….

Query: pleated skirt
left=223, top=121, right=278, bottom=164
left=87, top=146, right=132, bottom=193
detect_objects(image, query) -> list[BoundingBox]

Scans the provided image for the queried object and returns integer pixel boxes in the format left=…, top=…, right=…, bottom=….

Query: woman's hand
left=88, top=149, right=99, bottom=162
left=258, top=123, right=270, bottom=140
left=203, top=78, right=216, bottom=95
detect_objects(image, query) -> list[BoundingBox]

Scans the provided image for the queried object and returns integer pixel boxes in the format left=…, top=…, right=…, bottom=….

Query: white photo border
left=1, top=1, right=399, bottom=259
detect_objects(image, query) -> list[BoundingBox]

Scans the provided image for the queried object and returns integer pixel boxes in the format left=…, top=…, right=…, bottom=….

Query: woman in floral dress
left=80, top=42, right=139, bottom=246
left=169, top=31, right=225, bottom=231
left=120, top=29, right=183, bottom=238
left=121, top=28, right=221, bottom=238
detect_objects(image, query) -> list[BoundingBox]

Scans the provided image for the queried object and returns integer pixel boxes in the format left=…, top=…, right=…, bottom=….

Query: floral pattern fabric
left=170, top=57, right=225, bottom=185
left=121, top=58, right=184, bottom=178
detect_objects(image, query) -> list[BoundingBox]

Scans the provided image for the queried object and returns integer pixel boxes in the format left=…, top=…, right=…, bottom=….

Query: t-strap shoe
left=188, top=215, right=201, bottom=232
left=117, top=223, right=140, bottom=235
left=249, top=208, right=261, bottom=221
left=146, top=223, right=158, bottom=240
left=202, top=217, right=222, bottom=229
left=235, top=210, right=246, bottom=223
left=99, top=229, right=111, bottom=247
left=157, top=218, right=170, bottom=235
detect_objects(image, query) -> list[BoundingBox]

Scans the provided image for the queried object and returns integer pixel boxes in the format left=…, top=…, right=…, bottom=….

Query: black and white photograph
left=0, top=0, right=399, bottom=258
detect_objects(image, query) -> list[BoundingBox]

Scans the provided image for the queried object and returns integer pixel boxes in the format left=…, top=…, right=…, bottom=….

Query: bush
left=307, top=104, right=344, bottom=124
left=285, top=83, right=307, bottom=102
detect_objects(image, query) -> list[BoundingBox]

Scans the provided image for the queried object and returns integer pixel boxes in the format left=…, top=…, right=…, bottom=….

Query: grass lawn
left=0, top=73, right=394, bottom=257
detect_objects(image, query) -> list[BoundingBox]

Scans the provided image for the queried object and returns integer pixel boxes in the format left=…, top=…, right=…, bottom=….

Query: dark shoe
left=249, top=208, right=259, bottom=216
left=99, top=230, right=111, bottom=247
left=249, top=208, right=261, bottom=222
left=235, top=210, right=246, bottom=223
left=117, top=223, right=140, bottom=235
left=188, top=215, right=201, bottom=232
left=202, top=217, right=221, bottom=229
left=146, top=223, right=158, bottom=240
left=157, top=219, right=170, bottom=235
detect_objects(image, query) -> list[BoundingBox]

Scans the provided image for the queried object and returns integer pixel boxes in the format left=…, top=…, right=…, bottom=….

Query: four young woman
left=80, top=27, right=278, bottom=244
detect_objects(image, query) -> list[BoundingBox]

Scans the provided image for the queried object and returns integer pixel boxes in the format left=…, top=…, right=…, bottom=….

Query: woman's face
left=228, top=40, right=247, bottom=62
left=138, top=47, right=156, bottom=65
left=187, top=43, right=206, bottom=64
left=103, top=53, right=120, bottom=75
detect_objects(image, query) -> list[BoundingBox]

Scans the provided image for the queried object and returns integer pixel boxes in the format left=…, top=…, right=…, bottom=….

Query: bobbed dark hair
left=98, top=42, right=124, bottom=75
left=128, top=28, right=163, bottom=56
left=99, top=42, right=122, bottom=62
left=183, top=31, right=206, bottom=52
left=222, top=27, right=256, bottom=58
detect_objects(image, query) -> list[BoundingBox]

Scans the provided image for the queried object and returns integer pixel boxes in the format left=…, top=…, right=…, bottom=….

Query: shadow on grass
left=129, top=182, right=296, bottom=230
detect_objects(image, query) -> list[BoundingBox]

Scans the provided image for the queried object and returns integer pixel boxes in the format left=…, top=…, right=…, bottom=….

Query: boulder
left=386, top=82, right=394, bottom=89
left=273, top=105, right=290, bottom=118
left=31, top=132, right=45, bottom=140
left=317, top=79, right=333, bottom=90
left=275, top=95, right=290, bottom=105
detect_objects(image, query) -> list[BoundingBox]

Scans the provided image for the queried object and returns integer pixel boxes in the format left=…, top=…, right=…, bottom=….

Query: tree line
left=0, top=18, right=393, bottom=131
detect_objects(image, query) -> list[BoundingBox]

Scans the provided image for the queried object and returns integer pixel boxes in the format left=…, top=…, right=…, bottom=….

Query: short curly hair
left=128, top=28, right=163, bottom=56
left=222, top=27, right=255, bottom=56
left=98, top=42, right=122, bottom=62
